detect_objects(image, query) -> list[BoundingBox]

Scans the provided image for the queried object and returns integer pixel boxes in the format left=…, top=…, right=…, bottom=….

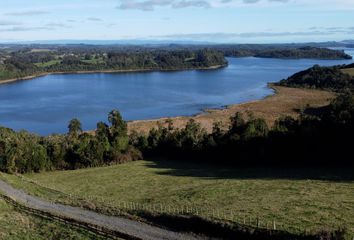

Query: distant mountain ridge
left=1, top=39, right=354, bottom=47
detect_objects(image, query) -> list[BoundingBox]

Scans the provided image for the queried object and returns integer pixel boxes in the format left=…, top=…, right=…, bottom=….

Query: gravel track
left=0, top=179, right=203, bottom=240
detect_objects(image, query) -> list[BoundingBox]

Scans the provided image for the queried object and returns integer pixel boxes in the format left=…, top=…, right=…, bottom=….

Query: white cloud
left=115, top=0, right=354, bottom=11
left=117, top=0, right=211, bottom=11
left=4, top=10, right=50, bottom=16
left=0, top=20, right=22, bottom=26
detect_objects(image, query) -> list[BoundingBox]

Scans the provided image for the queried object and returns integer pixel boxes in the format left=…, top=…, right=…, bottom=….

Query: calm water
left=1, top=49, right=353, bottom=135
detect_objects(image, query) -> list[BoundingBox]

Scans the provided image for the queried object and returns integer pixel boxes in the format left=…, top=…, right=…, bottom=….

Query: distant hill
left=278, top=64, right=354, bottom=91
left=253, top=46, right=352, bottom=60
left=1, top=39, right=354, bottom=48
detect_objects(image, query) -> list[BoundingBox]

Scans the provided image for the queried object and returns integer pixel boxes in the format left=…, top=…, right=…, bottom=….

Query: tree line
left=0, top=110, right=141, bottom=173
left=130, top=91, right=354, bottom=167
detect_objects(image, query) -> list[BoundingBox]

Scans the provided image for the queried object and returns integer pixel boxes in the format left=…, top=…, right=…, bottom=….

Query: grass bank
left=0, top=197, right=105, bottom=240
left=1, top=161, right=352, bottom=238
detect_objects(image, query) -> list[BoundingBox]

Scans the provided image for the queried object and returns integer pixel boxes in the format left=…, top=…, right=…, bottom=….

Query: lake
left=1, top=49, right=353, bottom=135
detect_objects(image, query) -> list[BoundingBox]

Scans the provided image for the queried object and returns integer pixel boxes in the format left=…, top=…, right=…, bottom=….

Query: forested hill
left=217, top=46, right=352, bottom=59
left=0, top=44, right=352, bottom=82
left=278, top=64, right=354, bottom=91
left=0, top=49, right=227, bottom=81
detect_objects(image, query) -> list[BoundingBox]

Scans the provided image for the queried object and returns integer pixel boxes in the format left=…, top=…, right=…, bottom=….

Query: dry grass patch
left=342, top=68, right=354, bottom=77
left=128, top=86, right=335, bottom=134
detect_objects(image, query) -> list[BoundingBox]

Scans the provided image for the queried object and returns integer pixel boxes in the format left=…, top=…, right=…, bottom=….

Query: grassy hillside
left=1, top=161, right=352, bottom=237
left=0, top=198, right=105, bottom=240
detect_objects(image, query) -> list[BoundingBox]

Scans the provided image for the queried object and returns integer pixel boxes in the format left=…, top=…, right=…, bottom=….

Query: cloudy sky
left=0, top=0, right=353, bottom=43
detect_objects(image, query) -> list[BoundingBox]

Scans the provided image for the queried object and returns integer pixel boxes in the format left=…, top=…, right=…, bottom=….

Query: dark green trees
left=0, top=128, right=50, bottom=173
left=132, top=94, right=354, bottom=167
left=278, top=65, right=354, bottom=91
left=68, top=118, right=82, bottom=138
left=0, top=110, right=140, bottom=174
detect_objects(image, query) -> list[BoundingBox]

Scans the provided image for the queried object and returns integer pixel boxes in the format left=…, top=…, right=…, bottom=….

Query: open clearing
left=128, top=86, right=335, bottom=134
left=1, top=161, right=352, bottom=237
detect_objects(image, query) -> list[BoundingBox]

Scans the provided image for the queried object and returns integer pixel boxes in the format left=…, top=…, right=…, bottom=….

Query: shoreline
left=0, top=84, right=334, bottom=136
left=0, top=64, right=227, bottom=85
left=129, top=83, right=277, bottom=125
left=128, top=85, right=335, bottom=134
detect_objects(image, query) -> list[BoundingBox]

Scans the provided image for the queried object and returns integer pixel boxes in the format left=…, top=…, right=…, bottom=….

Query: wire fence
left=15, top=174, right=317, bottom=234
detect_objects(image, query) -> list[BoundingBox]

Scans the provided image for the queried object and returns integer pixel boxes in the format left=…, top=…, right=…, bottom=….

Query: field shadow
left=144, top=159, right=354, bottom=182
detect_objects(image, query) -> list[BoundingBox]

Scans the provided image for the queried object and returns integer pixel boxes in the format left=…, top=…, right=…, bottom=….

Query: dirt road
left=0, top=179, right=203, bottom=240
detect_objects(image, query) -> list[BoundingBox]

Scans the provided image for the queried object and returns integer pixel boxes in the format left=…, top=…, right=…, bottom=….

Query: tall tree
left=68, top=118, right=82, bottom=138
left=108, top=110, right=127, bottom=138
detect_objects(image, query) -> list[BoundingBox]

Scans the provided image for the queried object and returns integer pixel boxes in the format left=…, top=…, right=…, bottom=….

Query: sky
left=0, top=0, right=354, bottom=43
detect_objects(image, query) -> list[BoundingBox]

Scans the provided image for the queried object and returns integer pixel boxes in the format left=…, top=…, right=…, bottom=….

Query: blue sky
left=0, top=0, right=353, bottom=43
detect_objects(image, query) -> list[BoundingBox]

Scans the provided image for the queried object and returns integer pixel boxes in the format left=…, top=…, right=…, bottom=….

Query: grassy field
left=1, top=161, right=352, bottom=237
left=81, top=58, right=105, bottom=65
left=34, top=60, right=61, bottom=68
left=0, top=198, right=105, bottom=240
left=128, top=86, right=335, bottom=134
left=342, top=68, right=354, bottom=77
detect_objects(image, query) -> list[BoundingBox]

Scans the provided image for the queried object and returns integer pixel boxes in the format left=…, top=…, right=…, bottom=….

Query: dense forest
left=0, top=48, right=227, bottom=81
left=278, top=64, right=354, bottom=91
